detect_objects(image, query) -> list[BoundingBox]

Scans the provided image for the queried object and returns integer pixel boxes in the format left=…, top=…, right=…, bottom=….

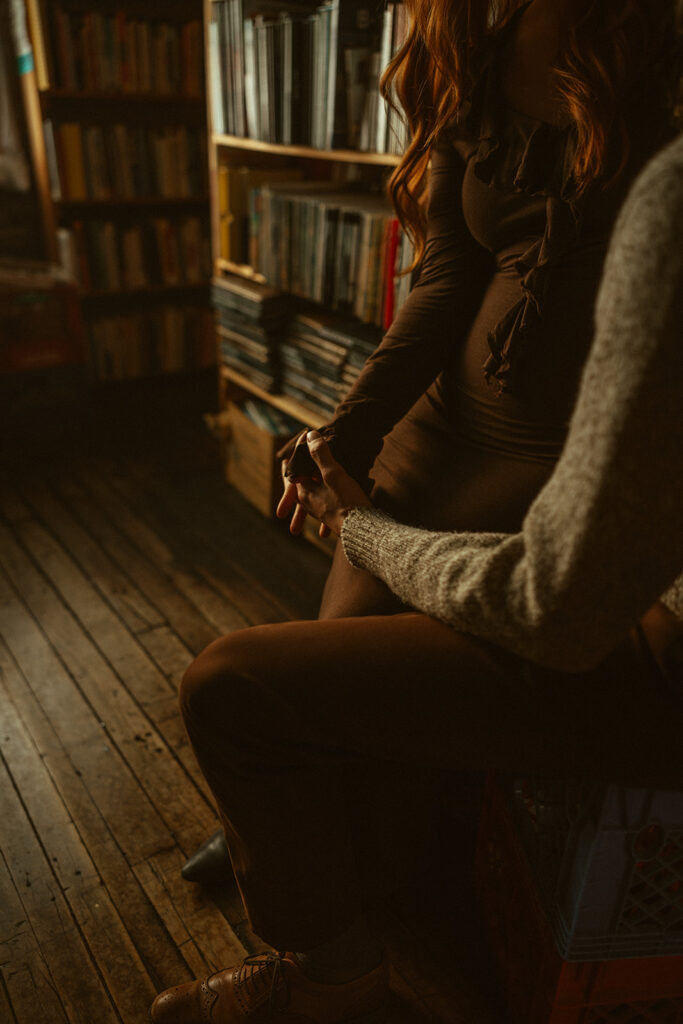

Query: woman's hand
left=276, top=431, right=372, bottom=537
left=277, top=429, right=316, bottom=536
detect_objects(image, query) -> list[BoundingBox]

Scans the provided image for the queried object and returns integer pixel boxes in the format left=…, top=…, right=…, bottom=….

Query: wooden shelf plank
left=215, top=258, right=266, bottom=283
left=56, top=196, right=209, bottom=209
left=220, top=365, right=326, bottom=427
left=82, top=283, right=209, bottom=301
left=41, top=89, right=204, bottom=105
left=212, top=134, right=401, bottom=166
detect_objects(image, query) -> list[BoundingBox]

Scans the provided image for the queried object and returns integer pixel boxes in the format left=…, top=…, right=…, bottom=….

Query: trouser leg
left=317, top=538, right=408, bottom=620
left=180, top=610, right=681, bottom=951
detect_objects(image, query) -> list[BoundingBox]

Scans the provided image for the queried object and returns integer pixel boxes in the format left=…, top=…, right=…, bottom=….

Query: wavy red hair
left=383, top=0, right=678, bottom=265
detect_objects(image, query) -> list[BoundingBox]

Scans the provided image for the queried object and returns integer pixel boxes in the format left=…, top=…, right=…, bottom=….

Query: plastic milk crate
left=505, top=776, right=683, bottom=961
left=475, top=776, right=683, bottom=1024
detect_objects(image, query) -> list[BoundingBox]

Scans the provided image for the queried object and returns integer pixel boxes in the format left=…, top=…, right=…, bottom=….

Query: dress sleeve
left=340, top=140, right=683, bottom=671
left=280, top=142, right=493, bottom=486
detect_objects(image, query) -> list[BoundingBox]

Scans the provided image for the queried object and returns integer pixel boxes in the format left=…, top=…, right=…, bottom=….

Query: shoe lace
left=239, top=952, right=287, bottom=1016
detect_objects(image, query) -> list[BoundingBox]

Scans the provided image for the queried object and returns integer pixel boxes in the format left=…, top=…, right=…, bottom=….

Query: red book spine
left=382, top=218, right=399, bottom=329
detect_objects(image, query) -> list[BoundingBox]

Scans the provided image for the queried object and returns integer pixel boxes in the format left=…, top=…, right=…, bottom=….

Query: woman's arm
left=280, top=143, right=494, bottom=486
left=323, top=138, right=683, bottom=671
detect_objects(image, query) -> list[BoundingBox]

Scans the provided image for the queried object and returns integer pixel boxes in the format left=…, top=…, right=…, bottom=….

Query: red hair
left=383, top=0, right=678, bottom=265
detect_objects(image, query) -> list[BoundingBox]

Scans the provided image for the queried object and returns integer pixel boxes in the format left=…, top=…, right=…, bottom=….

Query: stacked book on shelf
left=280, top=310, right=380, bottom=417
left=89, top=305, right=213, bottom=380
left=43, top=121, right=206, bottom=201
left=213, top=274, right=293, bottom=391
left=217, top=164, right=301, bottom=265
left=237, top=396, right=303, bottom=436
left=209, top=0, right=409, bottom=151
left=251, top=181, right=413, bottom=328
left=59, top=216, right=210, bottom=291
left=28, top=4, right=203, bottom=95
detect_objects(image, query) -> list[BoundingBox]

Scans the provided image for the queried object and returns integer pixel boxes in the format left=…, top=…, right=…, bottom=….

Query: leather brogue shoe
left=181, top=830, right=232, bottom=883
left=149, top=951, right=389, bottom=1023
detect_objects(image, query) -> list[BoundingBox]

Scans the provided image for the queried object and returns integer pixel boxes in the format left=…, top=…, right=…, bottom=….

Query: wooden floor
left=0, top=371, right=505, bottom=1024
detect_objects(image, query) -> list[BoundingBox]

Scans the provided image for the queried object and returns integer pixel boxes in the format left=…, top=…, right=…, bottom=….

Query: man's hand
left=276, top=431, right=371, bottom=537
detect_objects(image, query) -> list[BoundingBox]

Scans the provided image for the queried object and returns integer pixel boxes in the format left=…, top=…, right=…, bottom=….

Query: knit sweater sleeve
left=341, top=136, right=683, bottom=672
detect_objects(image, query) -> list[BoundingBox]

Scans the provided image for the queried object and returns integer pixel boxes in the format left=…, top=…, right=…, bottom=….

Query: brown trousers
left=180, top=547, right=683, bottom=951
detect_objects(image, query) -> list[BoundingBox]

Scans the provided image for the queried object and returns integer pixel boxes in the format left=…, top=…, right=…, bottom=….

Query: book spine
left=382, top=218, right=399, bottom=328
left=208, top=17, right=225, bottom=134
left=281, top=14, right=292, bottom=145
left=325, top=0, right=340, bottom=148
left=243, top=18, right=259, bottom=140
left=222, top=1, right=237, bottom=135
left=42, top=119, right=62, bottom=199
left=375, top=4, right=394, bottom=153
left=57, top=122, right=87, bottom=199
left=255, top=17, right=270, bottom=143
left=230, top=0, right=245, bottom=136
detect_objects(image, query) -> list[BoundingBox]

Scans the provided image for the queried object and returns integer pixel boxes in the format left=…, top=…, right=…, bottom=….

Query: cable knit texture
left=342, top=135, right=683, bottom=672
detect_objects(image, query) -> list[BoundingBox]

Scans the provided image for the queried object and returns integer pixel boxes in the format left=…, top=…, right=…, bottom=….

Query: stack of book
left=209, top=0, right=385, bottom=149
left=280, top=310, right=380, bottom=417
left=251, top=182, right=413, bottom=329
left=237, top=396, right=303, bottom=436
left=217, top=164, right=301, bottom=266
left=213, top=274, right=293, bottom=391
left=29, top=5, right=203, bottom=95
left=43, top=121, right=206, bottom=201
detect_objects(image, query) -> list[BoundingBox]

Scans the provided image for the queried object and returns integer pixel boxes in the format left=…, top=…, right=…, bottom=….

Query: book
left=382, top=217, right=399, bottom=328
left=57, top=123, right=87, bottom=200
left=225, top=1, right=239, bottom=131
left=208, top=14, right=226, bottom=134
left=387, top=2, right=409, bottom=154
left=358, top=50, right=381, bottom=150
left=230, top=0, right=246, bottom=136
left=42, top=119, right=61, bottom=199
left=375, top=2, right=394, bottom=153
left=243, top=17, right=260, bottom=138
left=212, top=273, right=292, bottom=323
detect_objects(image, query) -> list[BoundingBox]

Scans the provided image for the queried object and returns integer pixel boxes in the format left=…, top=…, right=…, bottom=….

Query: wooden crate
left=224, top=401, right=290, bottom=517
left=223, top=399, right=338, bottom=558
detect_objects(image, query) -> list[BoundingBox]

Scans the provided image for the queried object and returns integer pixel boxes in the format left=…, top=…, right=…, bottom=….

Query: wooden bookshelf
left=41, top=89, right=204, bottom=105
left=26, top=0, right=212, bottom=382
left=83, top=283, right=210, bottom=302
left=205, top=0, right=410, bottom=542
left=56, top=197, right=209, bottom=210
left=215, top=258, right=266, bottom=283
left=213, top=134, right=401, bottom=166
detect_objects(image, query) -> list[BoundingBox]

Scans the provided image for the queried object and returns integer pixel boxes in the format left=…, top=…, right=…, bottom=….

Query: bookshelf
left=1, top=0, right=57, bottom=263
left=205, top=0, right=411, bottom=542
left=0, top=0, right=88, bottom=377
left=25, top=0, right=215, bottom=382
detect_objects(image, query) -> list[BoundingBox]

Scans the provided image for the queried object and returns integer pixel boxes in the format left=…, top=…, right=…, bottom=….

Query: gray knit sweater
left=341, top=134, right=683, bottom=672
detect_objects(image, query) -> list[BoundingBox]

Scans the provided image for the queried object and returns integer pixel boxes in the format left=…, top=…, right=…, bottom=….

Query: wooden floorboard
left=0, top=375, right=505, bottom=1024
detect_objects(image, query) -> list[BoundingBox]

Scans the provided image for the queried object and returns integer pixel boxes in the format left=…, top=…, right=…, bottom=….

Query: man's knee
left=179, top=630, right=260, bottom=728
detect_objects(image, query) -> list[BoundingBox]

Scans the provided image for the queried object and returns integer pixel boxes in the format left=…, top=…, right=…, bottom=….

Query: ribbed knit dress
left=341, top=133, right=683, bottom=674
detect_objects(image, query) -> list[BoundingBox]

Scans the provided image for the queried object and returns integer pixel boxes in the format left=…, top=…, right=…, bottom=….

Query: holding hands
left=276, top=431, right=372, bottom=537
